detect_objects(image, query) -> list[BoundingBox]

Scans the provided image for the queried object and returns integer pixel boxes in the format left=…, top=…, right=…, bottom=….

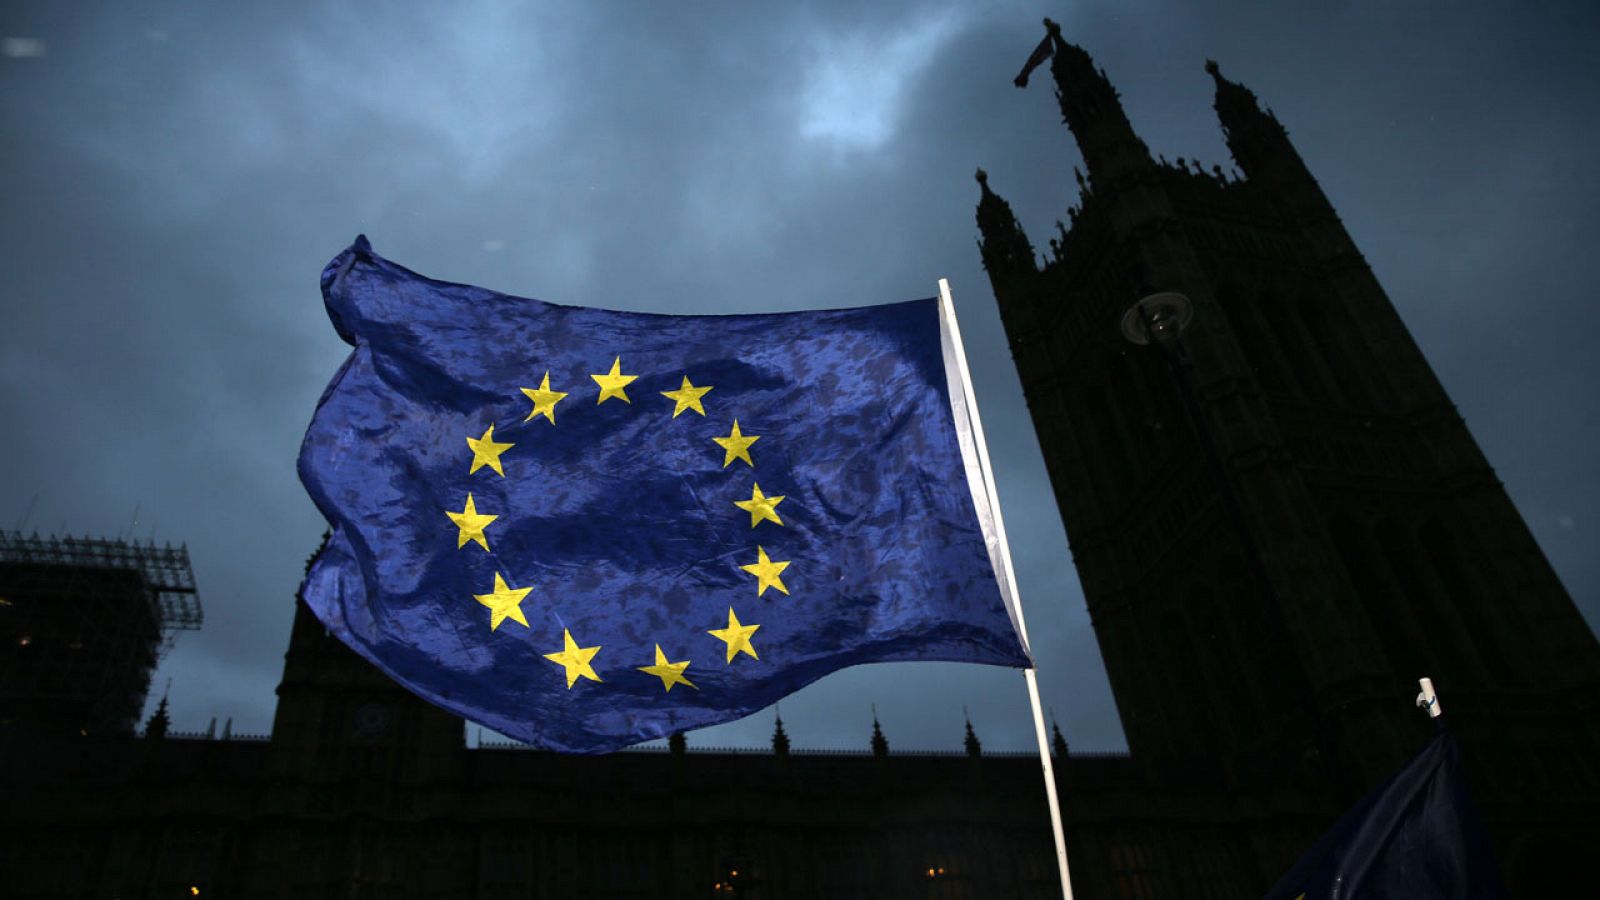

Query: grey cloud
left=2, top=0, right=1594, bottom=753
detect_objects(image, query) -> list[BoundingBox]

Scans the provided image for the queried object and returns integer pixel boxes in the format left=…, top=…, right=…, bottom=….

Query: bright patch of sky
left=285, top=2, right=572, bottom=187
left=2, top=36, right=48, bottom=58
left=799, top=8, right=969, bottom=151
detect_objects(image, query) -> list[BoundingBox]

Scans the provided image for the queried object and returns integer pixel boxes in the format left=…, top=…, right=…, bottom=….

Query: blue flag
left=1264, top=726, right=1506, bottom=900
left=298, top=236, right=1030, bottom=753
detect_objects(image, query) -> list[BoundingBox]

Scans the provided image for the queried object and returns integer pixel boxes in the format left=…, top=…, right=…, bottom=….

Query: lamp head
left=1120, top=291, right=1194, bottom=345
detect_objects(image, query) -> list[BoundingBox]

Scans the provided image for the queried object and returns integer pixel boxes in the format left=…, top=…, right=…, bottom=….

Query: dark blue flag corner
left=1264, top=724, right=1508, bottom=900
left=297, top=236, right=1031, bottom=753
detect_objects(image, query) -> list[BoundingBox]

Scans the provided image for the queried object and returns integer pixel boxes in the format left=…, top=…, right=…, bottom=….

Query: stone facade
left=975, top=21, right=1600, bottom=895
left=5, top=22, right=1598, bottom=899
left=3, top=596, right=1333, bottom=899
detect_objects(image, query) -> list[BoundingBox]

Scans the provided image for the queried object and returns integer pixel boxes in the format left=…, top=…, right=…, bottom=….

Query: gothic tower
left=977, top=20, right=1599, bottom=888
left=268, top=544, right=464, bottom=785
left=254, top=551, right=470, bottom=891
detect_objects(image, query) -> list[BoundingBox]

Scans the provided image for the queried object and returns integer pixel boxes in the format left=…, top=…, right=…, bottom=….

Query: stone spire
left=1044, top=19, right=1151, bottom=179
left=143, top=682, right=171, bottom=740
left=975, top=168, right=1037, bottom=281
left=1206, top=59, right=1294, bottom=181
left=771, top=711, right=790, bottom=757
left=963, top=710, right=982, bottom=759
left=1051, top=716, right=1069, bottom=759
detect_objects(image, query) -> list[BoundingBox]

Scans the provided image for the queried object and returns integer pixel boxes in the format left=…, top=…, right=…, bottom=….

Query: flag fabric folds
left=298, top=236, right=1031, bottom=753
left=1263, top=726, right=1507, bottom=900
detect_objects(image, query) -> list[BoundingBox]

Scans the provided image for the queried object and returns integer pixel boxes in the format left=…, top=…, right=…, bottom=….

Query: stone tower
left=976, top=20, right=1599, bottom=886
left=267, top=545, right=463, bottom=784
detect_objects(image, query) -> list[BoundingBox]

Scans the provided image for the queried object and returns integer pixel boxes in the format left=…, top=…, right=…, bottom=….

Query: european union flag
left=298, top=237, right=1031, bottom=753
left=1264, top=726, right=1506, bottom=900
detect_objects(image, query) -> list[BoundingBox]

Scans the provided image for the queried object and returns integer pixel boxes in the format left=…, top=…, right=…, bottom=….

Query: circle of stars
left=442, top=354, right=798, bottom=699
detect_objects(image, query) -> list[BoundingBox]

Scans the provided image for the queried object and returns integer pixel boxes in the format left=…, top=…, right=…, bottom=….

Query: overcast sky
left=2, top=0, right=1596, bottom=754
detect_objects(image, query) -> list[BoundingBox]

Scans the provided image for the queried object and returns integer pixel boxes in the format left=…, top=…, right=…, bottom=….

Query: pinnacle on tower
left=1041, top=21, right=1151, bottom=178
left=771, top=712, right=790, bottom=757
left=143, top=684, right=171, bottom=740
left=974, top=168, right=1037, bottom=280
left=963, top=711, right=983, bottom=759
left=1206, top=59, right=1292, bottom=180
left=1206, top=59, right=1255, bottom=117
left=1051, top=718, right=1069, bottom=759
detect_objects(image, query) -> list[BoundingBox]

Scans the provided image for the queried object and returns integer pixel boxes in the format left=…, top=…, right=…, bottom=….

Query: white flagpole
left=938, top=278, right=1076, bottom=900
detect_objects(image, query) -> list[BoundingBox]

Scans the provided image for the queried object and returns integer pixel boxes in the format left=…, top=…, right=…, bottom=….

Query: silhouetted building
left=6, top=581, right=1363, bottom=898
left=0, top=532, right=200, bottom=737
left=3, top=590, right=1092, bottom=898
left=5, top=20, right=1598, bottom=899
left=977, top=19, right=1600, bottom=895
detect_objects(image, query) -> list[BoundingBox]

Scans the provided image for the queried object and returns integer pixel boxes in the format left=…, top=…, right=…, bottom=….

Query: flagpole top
left=1415, top=676, right=1442, bottom=718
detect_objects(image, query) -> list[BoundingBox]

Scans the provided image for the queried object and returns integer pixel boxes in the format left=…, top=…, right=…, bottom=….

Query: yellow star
left=520, top=372, right=568, bottom=424
left=473, top=573, right=532, bottom=631
left=713, top=419, right=760, bottom=468
left=708, top=607, right=760, bottom=663
left=543, top=628, right=602, bottom=688
left=465, top=424, right=514, bottom=476
left=733, top=482, right=785, bottom=528
left=739, top=545, right=790, bottom=596
left=660, top=376, right=713, bottom=418
left=590, top=356, right=638, bottom=404
left=638, top=644, right=698, bottom=692
left=446, top=493, right=497, bottom=551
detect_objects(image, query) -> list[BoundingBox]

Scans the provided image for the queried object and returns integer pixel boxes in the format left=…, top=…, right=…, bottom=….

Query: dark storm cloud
left=2, top=0, right=1595, bottom=753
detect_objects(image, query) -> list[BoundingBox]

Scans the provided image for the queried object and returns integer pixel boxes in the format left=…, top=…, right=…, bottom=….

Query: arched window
left=1315, top=297, right=1395, bottom=413
left=1084, top=382, right=1134, bottom=503
left=1113, top=347, right=1162, bottom=470
left=1296, top=298, right=1358, bottom=409
left=1222, top=295, right=1286, bottom=396
left=1256, top=293, right=1314, bottom=401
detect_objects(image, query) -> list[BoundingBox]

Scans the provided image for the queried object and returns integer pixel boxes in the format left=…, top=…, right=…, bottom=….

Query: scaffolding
left=0, top=531, right=203, bottom=634
left=0, top=531, right=202, bottom=735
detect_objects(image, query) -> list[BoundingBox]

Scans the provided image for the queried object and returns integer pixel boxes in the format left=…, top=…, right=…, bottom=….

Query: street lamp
left=1119, top=291, right=1193, bottom=346
left=1119, top=288, right=1261, bottom=572
left=1119, top=287, right=1330, bottom=779
left=1120, top=287, right=1274, bottom=586
left=1121, top=286, right=1281, bottom=608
